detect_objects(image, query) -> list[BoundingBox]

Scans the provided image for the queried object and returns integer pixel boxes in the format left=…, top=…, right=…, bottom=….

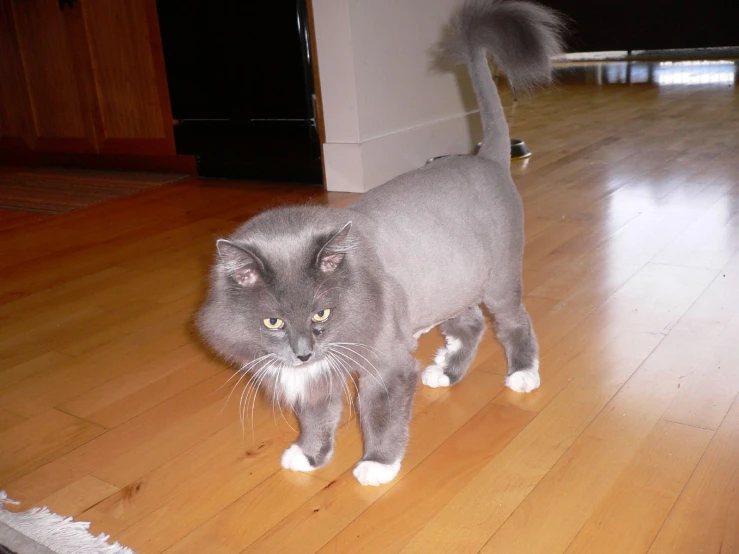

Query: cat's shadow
left=427, top=21, right=479, bottom=113
left=426, top=21, right=500, bottom=152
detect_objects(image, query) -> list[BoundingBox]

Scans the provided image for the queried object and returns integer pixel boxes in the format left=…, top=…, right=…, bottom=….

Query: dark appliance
left=156, top=0, right=322, bottom=184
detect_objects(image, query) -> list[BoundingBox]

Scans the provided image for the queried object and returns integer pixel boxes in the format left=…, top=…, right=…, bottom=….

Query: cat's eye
left=312, top=309, right=331, bottom=322
left=263, top=318, right=284, bottom=330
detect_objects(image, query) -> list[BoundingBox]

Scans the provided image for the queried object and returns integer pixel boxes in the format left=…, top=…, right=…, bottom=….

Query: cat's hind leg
left=483, top=277, right=540, bottom=393
left=421, top=305, right=485, bottom=388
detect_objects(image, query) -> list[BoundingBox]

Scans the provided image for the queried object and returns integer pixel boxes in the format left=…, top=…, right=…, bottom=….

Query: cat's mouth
left=284, top=356, right=325, bottom=370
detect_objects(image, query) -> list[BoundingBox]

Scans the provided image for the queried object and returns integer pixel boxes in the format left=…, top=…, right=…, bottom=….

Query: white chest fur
left=274, top=361, right=326, bottom=404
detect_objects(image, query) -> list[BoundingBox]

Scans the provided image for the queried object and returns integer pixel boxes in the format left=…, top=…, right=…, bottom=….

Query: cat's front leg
left=354, top=355, right=418, bottom=486
left=281, top=390, right=343, bottom=472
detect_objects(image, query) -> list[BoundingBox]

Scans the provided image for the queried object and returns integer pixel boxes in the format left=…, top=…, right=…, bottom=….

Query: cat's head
left=197, top=207, right=374, bottom=398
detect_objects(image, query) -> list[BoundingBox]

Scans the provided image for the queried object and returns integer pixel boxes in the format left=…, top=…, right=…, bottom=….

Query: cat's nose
left=291, top=334, right=313, bottom=362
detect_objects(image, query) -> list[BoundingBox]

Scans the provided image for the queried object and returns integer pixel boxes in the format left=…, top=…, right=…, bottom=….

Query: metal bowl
left=426, top=139, right=531, bottom=166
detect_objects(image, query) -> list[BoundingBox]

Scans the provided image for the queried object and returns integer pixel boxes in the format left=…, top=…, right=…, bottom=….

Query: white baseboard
left=323, top=111, right=482, bottom=193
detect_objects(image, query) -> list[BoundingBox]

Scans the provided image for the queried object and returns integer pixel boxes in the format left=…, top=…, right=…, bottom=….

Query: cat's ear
left=216, top=239, right=263, bottom=286
left=316, top=222, right=353, bottom=273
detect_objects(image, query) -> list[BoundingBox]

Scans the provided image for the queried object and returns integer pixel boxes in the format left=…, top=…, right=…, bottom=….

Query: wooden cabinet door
left=2, top=0, right=175, bottom=158
left=10, top=0, right=100, bottom=153
left=82, top=0, right=176, bottom=155
left=0, top=0, right=34, bottom=152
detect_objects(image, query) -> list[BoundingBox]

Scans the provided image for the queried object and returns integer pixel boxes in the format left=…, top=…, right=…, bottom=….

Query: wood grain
left=0, top=409, right=104, bottom=484
left=10, top=0, right=99, bottom=152
left=564, top=420, right=712, bottom=554
left=39, top=475, right=120, bottom=518
left=0, top=0, right=34, bottom=151
left=83, top=0, right=175, bottom=154
left=648, top=397, right=739, bottom=553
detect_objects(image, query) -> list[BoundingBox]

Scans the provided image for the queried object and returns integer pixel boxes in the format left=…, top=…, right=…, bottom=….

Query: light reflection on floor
left=527, top=57, right=739, bottom=305
left=555, top=60, right=739, bottom=87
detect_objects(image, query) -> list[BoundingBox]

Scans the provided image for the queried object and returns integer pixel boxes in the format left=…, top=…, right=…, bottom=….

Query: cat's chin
left=273, top=358, right=328, bottom=405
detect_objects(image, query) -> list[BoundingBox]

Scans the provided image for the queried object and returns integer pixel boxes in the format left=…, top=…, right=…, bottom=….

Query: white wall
left=312, top=0, right=482, bottom=192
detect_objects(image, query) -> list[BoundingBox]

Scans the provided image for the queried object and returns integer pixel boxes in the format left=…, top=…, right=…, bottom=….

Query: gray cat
left=197, top=0, right=564, bottom=486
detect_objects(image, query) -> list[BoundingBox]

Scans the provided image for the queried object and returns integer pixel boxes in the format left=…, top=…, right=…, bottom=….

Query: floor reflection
left=555, top=60, right=739, bottom=87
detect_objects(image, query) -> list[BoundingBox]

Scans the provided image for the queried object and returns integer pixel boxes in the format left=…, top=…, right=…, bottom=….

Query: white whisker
left=249, top=360, right=277, bottom=439
left=328, top=350, right=365, bottom=414
left=327, top=353, right=355, bottom=417
left=329, top=351, right=359, bottom=399
left=220, top=354, right=275, bottom=416
left=312, top=276, right=335, bottom=303
left=313, top=286, right=343, bottom=303
left=221, top=367, right=251, bottom=418
left=239, top=368, right=262, bottom=442
left=263, top=288, right=280, bottom=305
left=239, top=363, right=267, bottom=429
left=274, top=363, right=298, bottom=433
left=239, top=359, right=272, bottom=418
left=333, top=342, right=382, bottom=356
left=240, top=359, right=277, bottom=441
left=218, top=353, right=274, bottom=392
left=270, top=366, right=279, bottom=429
left=331, top=345, right=388, bottom=398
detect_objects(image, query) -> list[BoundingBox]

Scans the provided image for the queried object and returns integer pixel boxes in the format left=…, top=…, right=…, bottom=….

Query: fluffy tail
left=445, top=0, right=565, bottom=163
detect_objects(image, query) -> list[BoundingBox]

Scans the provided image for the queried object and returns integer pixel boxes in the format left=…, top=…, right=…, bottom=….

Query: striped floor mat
left=0, top=167, right=187, bottom=215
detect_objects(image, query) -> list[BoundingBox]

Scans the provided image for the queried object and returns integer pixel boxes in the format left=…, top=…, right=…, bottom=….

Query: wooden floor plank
left=39, top=475, right=120, bottom=518
left=58, top=345, right=220, bottom=429
left=3, top=371, right=230, bottom=506
left=240, top=371, right=502, bottom=554
left=166, top=472, right=329, bottom=554
left=0, top=410, right=27, bottom=434
left=563, top=420, right=712, bottom=554
left=397, top=329, right=663, bottom=554
left=83, top=415, right=305, bottom=546
left=478, top=341, right=715, bottom=553
left=653, top=197, right=739, bottom=270
left=316, top=400, right=536, bottom=554
left=0, top=409, right=105, bottom=486
left=648, top=397, right=739, bottom=553
left=0, top=307, right=195, bottom=419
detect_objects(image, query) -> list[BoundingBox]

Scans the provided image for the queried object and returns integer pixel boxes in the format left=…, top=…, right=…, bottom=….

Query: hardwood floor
left=1, top=60, right=738, bottom=553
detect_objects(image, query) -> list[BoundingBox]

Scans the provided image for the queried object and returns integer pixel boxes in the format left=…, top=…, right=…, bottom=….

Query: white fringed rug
left=0, top=492, right=134, bottom=554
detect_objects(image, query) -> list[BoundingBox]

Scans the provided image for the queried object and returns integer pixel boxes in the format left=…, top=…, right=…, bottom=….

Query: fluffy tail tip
left=445, top=0, right=567, bottom=91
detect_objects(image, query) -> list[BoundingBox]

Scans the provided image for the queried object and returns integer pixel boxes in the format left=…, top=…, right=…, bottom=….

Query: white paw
left=505, top=364, right=540, bottom=393
left=280, top=444, right=315, bottom=472
left=353, top=460, right=401, bottom=486
left=421, top=365, right=451, bottom=388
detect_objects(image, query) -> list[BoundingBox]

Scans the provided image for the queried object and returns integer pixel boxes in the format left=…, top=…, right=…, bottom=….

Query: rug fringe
left=0, top=491, right=135, bottom=554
